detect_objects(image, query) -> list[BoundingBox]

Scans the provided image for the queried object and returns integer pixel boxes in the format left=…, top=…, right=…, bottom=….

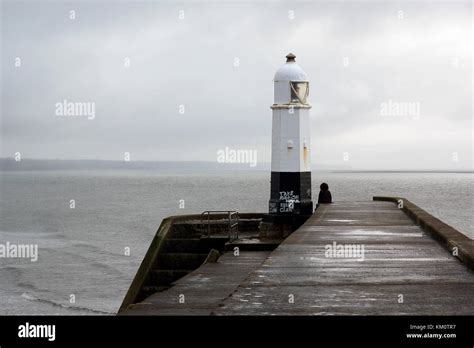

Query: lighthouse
left=261, top=53, right=313, bottom=238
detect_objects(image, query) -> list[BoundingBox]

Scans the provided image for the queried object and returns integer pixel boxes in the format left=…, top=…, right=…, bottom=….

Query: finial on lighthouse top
left=274, top=52, right=308, bottom=82
left=286, top=52, right=296, bottom=62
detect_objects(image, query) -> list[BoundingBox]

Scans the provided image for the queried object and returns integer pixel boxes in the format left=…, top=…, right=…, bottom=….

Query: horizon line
left=0, top=157, right=472, bottom=173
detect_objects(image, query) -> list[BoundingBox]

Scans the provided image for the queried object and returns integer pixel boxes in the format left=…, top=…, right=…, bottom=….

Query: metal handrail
left=200, top=211, right=239, bottom=240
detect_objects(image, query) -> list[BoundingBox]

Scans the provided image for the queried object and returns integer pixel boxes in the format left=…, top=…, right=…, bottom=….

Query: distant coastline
left=0, top=158, right=471, bottom=173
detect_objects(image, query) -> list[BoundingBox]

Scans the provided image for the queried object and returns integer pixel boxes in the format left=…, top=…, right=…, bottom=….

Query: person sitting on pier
left=318, top=183, right=332, bottom=204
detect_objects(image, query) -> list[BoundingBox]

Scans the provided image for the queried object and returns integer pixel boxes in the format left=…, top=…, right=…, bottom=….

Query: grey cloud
left=1, top=1, right=472, bottom=170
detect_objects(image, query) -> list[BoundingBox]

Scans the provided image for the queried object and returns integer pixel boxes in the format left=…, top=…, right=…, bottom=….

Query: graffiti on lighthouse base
left=279, top=191, right=300, bottom=213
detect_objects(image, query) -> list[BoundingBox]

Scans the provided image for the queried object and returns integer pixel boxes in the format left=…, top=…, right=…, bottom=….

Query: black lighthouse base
left=259, top=171, right=314, bottom=239
left=268, top=171, right=313, bottom=214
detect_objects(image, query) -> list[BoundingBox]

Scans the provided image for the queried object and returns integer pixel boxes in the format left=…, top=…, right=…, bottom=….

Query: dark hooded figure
left=318, top=183, right=332, bottom=204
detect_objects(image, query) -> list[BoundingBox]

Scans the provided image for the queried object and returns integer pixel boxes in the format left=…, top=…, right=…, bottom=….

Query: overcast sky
left=1, top=0, right=472, bottom=170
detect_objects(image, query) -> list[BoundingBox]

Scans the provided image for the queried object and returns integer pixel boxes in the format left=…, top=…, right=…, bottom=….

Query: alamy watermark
left=0, top=242, right=38, bottom=262
left=380, top=99, right=420, bottom=120
left=55, top=99, right=95, bottom=120
left=217, top=147, right=257, bottom=167
left=325, top=241, right=365, bottom=261
left=18, top=322, right=55, bottom=341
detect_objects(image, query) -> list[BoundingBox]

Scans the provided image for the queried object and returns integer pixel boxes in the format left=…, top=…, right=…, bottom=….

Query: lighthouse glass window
left=290, top=81, right=309, bottom=104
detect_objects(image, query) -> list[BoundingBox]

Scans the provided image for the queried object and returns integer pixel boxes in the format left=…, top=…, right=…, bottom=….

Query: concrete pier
left=121, top=199, right=474, bottom=315
left=121, top=251, right=270, bottom=315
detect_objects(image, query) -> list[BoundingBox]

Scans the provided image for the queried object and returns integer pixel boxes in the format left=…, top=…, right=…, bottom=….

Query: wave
left=21, top=292, right=114, bottom=315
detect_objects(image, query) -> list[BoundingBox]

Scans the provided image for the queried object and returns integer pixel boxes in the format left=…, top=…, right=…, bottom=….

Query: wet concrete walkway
left=214, top=201, right=474, bottom=315
left=122, top=251, right=270, bottom=315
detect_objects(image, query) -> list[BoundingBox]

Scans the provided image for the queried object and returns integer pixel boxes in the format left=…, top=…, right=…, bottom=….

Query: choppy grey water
left=0, top=170, right=472, bottom=315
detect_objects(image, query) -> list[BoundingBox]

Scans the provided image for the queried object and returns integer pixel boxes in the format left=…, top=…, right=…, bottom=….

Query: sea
left=0, top=170, right=472, bottom=315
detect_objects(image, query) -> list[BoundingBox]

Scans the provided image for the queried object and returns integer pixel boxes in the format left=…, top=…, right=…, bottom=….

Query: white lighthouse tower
left=261, top=53, right=313, bottom=238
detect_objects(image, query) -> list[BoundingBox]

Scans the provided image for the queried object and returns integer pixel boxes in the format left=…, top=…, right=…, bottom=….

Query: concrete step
left=140, top=285, right=169, bottom=298
left=200, top=236, right=230, bottom=251
left=170, top=219, right=261, bottom=238
left=163, top=239, right=201, bottom=253
left=225, top=238, right=282, bottom=252
left=169, top=219, right=261, bottom=238
left=163, top=237, right=230, bottom=253
left=148, top=269, right=191, bottom=285
left=236, top=219, right=262, bottom=233
left=156, top=253, right=209, bottom=270
left=169, top=225, right=203, bottom=239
